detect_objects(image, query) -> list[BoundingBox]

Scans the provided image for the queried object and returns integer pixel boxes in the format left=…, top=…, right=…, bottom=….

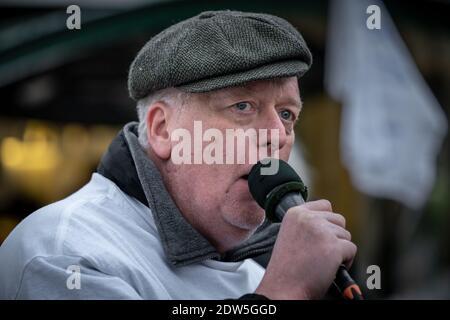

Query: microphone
left=248, top=158, right=364, bottom=300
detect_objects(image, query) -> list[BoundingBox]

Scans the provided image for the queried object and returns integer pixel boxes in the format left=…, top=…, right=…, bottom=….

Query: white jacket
left=0, top=173, right=265, bottom=299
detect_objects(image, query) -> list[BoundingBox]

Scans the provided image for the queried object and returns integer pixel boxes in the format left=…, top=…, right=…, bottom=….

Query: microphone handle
left=274, top=193, right=364, bottom=300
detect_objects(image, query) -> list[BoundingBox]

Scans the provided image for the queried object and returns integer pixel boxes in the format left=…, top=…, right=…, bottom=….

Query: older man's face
left=163, top=77, right=302, bottom=251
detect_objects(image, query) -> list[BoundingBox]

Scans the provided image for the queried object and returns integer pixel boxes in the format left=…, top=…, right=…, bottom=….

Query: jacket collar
left=97, top=122, right=279, bottom=267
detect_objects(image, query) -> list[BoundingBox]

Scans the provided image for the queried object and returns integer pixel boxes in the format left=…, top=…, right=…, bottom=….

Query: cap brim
left=176, top=60, right=309, bottom=93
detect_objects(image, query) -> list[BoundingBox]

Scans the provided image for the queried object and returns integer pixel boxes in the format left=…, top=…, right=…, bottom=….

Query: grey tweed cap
left=128, top=10, right=312, bottom=100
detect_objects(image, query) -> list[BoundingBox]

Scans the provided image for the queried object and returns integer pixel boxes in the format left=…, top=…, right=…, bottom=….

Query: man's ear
left=146, top=102, right=172, bottom=160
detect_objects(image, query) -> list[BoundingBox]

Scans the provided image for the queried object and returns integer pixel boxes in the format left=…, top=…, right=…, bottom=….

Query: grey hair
left=136, top=87, right=190, bottom=148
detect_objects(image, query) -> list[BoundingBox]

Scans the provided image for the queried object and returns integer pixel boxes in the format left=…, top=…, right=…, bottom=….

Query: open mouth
left=241, top=174, right=249, bottom=180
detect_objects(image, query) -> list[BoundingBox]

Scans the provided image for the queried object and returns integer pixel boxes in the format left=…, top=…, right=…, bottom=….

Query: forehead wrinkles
left=186, top=77, right=300, bottom=111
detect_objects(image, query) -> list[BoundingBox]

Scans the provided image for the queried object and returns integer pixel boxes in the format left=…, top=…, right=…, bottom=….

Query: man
left=0, top=10, right=356, bottom=299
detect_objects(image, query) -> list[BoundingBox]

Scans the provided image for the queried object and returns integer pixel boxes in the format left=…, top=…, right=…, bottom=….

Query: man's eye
left=279, top=109, right=294, bottom=121
left=233, top=102, right=253, bottom=112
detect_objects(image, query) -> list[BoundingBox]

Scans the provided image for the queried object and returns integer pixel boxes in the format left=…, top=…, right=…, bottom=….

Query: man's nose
left=257, top=108, right=288, bottom=152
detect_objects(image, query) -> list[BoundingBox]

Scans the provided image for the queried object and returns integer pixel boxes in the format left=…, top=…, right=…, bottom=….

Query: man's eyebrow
left=279, top=97, right=303, bottom=110
left=208, top=86, right=303, bottom=110
left=218, top=86, right=254, bottom=99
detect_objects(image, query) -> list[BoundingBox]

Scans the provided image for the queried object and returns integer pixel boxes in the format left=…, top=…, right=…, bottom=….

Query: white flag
left=325, top=0, right=447, bottom=210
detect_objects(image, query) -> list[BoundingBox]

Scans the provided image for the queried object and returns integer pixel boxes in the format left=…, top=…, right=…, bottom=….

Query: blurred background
left=0, top=0, right=448, bottom=299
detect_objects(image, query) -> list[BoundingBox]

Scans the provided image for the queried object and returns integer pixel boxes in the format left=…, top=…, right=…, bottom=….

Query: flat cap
left=128, top=10, right=312, bottom=100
